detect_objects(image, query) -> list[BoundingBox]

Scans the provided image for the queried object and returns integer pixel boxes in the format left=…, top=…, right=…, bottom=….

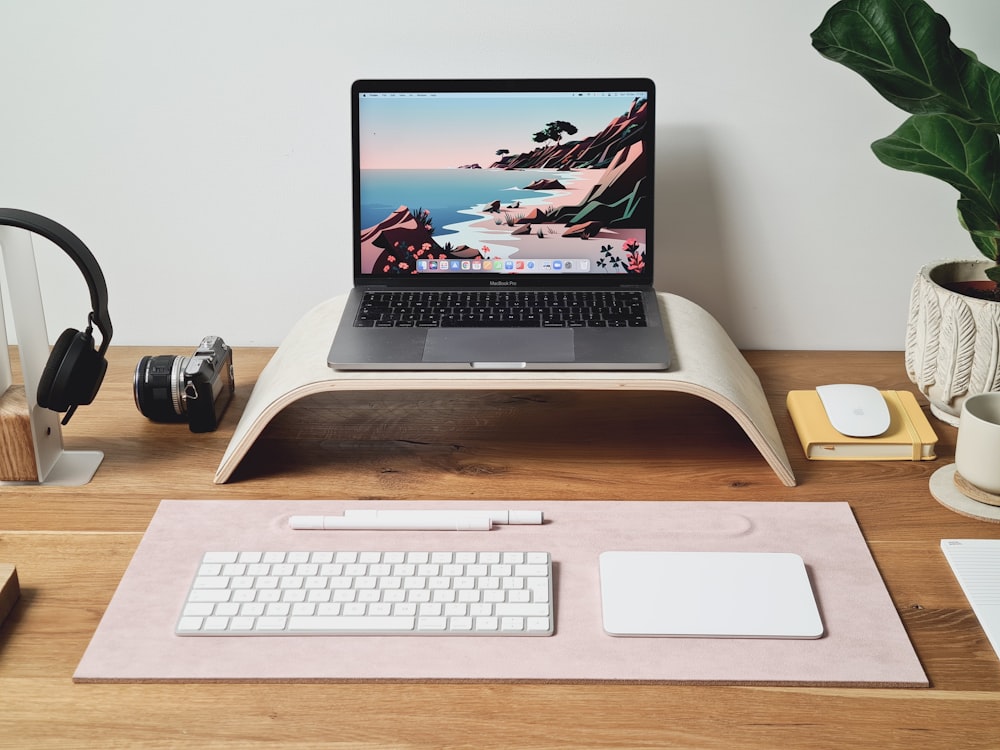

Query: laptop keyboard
left=355, top=290, right=648, bottom=328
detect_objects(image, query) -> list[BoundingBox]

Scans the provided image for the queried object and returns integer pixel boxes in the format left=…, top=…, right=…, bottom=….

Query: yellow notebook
left=786, top=389, right=937, bottom=461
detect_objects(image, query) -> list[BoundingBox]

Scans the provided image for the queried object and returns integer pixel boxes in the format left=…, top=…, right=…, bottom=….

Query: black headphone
left=0, top=208, right=113, bottom=424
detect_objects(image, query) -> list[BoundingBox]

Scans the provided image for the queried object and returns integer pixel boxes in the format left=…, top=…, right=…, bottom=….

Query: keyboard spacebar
left=288, top=615, right=415, bottom=632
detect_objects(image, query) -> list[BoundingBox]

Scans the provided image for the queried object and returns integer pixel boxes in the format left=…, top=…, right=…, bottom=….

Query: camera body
left=134, top=335, right=234, bottom=433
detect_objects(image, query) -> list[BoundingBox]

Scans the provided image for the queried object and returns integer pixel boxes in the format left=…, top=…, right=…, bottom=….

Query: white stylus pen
left=343, top=509, right=544, bottom=525
left=288, top=515, right=493, bottom=531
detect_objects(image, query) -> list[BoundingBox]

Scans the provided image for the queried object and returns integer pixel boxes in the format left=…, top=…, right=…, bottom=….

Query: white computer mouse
left=816, top=384, right=891, bottom=438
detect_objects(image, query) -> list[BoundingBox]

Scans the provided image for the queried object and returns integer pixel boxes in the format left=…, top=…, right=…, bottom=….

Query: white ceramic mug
left=955, top=392, right=1000, bottom=496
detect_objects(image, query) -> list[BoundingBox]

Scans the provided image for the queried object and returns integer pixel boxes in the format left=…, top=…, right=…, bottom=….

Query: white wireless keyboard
left=176, top=550, right=553, bottom=636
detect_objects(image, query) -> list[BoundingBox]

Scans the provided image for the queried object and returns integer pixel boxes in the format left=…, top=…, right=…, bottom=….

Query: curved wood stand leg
left=215, top=293, right=795, bottom=486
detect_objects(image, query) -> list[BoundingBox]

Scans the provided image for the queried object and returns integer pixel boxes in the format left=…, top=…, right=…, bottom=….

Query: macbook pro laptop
left=328, top=77, right=671, bottom=371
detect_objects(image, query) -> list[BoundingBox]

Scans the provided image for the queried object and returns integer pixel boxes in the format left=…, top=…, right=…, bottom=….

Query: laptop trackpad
left=423, top=328, right=574, bottom=366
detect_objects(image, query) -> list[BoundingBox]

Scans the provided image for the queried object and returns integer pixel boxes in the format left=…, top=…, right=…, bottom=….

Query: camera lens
left=133, top=354, right=189, bottom=422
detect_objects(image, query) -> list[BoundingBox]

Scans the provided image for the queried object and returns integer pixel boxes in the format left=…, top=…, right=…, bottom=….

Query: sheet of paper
left=941, top=539, right=1000, bottom=661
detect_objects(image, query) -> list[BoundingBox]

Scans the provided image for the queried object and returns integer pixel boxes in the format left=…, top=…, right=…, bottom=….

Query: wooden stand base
left=215, top=293, right=795, bottom=486
left=0, top=386, right=38, bottom=482
left=0, top=384, right=103, bottom=486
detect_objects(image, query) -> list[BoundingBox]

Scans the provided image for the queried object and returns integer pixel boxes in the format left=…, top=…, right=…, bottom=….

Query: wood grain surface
left=1, top=346, right=998, bottom=749
left=0, top=385, right=38, bottom=482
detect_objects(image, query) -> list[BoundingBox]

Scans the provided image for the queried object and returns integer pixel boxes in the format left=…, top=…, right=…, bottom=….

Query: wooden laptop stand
left=215, top=293, right=795, bottom=486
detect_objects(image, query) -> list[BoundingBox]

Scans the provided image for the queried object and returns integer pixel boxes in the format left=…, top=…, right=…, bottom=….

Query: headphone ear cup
left=36, top=328, right=79, bottom=410
left=36, top=328, right=108, bottom=412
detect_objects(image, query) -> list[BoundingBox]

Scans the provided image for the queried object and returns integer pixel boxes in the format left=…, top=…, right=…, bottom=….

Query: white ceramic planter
left=905, top=259, right=1000, bottom=426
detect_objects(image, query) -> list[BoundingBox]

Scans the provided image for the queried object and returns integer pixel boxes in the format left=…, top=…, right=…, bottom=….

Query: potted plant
left=812, top=0, right=1000, bottom=425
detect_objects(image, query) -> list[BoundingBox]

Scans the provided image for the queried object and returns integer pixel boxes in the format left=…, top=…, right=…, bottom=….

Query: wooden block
left=0, top=563, right=19, bottom=626
left=0, top=385, right=38, bottom=482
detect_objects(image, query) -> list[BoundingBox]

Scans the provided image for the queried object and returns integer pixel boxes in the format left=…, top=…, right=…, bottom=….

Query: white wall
left=1, top=0, right=998, bottom=350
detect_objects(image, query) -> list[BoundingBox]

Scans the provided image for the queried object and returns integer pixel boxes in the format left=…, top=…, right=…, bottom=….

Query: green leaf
left=872, top=113, right=1000, bottom=219
left=958, top=199, right=1000, bottom=261
left=811, top=0, right=1000, bottom=131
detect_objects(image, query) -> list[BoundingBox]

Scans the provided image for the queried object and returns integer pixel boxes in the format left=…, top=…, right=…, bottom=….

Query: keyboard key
left=289, top=615, right=416, bottom=633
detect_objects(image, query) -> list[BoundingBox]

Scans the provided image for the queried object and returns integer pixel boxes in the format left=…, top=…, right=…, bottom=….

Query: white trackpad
left=599, top=551, right=824, bottom=639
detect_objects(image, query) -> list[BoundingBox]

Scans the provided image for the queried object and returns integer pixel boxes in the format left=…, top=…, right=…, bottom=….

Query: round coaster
left=929, top=464, right=1000, bottom=523
left=953, top=471, right=1000, bottom=507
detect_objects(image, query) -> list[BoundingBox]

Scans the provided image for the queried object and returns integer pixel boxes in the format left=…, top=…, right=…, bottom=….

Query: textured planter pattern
left=905, top=260, right=1000, bottom=425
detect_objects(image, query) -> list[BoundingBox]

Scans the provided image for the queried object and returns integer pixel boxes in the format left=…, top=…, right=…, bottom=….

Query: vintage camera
left=134, top=335, right=235, bottom=433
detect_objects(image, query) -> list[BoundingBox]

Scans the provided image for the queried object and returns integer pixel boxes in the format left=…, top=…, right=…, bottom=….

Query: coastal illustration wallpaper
left=357, top=89, right=651, bottom=277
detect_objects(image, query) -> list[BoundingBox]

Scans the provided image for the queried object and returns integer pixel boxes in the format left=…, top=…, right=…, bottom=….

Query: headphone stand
left=0, top=226, right=103, bottom=485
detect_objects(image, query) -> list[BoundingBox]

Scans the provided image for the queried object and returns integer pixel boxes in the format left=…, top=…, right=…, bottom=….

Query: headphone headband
left=0, top=207, right=113, bottom=353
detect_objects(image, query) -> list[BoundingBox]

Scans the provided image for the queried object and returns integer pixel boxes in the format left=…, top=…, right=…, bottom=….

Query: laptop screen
left=352, top=78, right=655, bottom=287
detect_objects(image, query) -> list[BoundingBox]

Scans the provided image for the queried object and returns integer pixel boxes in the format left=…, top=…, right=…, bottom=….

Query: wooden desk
left=1, top=347, right=998, bottom=749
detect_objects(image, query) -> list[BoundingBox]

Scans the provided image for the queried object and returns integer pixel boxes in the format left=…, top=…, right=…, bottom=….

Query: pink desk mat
left=74, top=500, right=928, bottom=686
